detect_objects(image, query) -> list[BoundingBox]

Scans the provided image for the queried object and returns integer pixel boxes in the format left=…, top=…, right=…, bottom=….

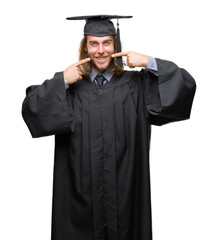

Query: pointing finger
left=112, top=52, right=129, bottom=58
left=74, top=58, right=91, bottom=67
left=78, top=69, right=83, bottom=75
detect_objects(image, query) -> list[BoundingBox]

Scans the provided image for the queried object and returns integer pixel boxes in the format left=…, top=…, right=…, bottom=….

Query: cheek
left=87, top=47, right=97, bottom=56
left=105, top=45, right=114, bottom=53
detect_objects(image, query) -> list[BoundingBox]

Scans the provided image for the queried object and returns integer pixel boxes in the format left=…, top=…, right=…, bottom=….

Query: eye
left=90, top=42, right=98, bottom=46
left=104, top=41, right=111, bottom=45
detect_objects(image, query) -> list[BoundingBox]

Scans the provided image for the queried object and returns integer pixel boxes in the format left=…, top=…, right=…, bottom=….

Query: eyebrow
left=88, top=39, right=112, bottom=44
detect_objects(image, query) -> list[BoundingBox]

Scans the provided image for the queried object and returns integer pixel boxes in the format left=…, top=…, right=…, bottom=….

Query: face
left=86, top=35, right=115, bottom=73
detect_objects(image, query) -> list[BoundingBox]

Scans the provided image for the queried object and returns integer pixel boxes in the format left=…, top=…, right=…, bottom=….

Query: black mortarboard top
left=66, top=15, right=133, bottom=67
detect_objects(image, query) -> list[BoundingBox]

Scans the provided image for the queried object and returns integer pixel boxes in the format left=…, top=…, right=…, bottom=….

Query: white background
left=0, top=0, right=217, bottom=239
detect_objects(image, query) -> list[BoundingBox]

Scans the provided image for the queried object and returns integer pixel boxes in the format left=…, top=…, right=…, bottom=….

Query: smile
left=95, top=56, right=108, bottom=62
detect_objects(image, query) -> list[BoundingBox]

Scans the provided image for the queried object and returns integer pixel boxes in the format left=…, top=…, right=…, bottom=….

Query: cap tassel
left=116, top=20, right=122, bottom=67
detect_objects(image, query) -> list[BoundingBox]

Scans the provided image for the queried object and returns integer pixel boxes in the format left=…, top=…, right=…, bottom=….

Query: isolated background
left=1, top=0, right=217, bottom=239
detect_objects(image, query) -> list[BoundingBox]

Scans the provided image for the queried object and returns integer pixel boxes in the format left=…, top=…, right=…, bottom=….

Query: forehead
left=87, top=35, right=114, bottom=42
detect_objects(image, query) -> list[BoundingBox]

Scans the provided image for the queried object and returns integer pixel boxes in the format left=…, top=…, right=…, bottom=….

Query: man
left=22, top=15, right=196, bottom=240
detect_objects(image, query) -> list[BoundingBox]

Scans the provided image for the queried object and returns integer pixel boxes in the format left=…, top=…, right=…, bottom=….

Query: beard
left=89, top=55, right=114, bottom=73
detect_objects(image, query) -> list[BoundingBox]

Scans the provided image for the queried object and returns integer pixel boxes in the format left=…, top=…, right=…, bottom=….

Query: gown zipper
left=99, top=85, right=107, bottom=230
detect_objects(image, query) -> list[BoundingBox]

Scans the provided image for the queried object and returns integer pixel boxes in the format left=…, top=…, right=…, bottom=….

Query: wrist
left=63, top=71, right=70, bottom=85
left=143, top=55, right=150, bottom=67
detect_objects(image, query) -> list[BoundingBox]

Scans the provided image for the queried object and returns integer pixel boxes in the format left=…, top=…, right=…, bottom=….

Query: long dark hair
left=78, top=36, right=124, bottom=77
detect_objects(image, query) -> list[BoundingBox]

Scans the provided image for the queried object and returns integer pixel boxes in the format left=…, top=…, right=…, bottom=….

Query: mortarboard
left=66, top=15, right=133, bottom=67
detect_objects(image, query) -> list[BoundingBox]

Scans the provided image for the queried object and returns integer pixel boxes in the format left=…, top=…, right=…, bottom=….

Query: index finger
left=112, top=52, right=129, bottom=58
left=74, top=58, right=91, bottom=67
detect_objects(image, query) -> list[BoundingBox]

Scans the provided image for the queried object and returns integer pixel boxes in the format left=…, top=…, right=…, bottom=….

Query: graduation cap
left=66, top=15, right=133, bottom=67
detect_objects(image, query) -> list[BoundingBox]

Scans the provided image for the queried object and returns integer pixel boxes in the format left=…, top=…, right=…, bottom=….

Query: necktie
left=95, top=74, right=107, bottom=87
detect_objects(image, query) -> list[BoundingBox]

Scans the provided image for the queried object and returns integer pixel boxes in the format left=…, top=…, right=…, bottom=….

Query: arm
left=22, top=58, right=91, bottom=138
left=144, top=58, right=196, bottom=125
left=112, top=51, right=196, bottom=125
left=22, top=72, right=74, bottom=138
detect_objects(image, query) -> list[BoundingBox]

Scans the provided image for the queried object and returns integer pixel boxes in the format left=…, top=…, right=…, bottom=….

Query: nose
left=98, top=43, right=104, bottom=54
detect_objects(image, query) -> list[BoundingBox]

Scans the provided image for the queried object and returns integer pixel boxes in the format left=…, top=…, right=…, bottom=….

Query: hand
left=112, top=51, right=149, bottom=68
left=63, top=58, right=91, bottom=85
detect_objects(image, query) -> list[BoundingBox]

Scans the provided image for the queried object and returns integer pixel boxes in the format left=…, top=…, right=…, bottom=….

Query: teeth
left=96, top=57, right=107, bottom=60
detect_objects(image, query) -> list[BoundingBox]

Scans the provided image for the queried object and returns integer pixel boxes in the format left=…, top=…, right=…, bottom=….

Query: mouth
left=95, top=56, right=109, bottom=63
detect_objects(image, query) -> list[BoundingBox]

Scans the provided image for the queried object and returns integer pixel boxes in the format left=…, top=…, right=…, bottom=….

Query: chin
left=97, top=64, right=108, bottom=71
left=92, top=61, right=111, bottom=73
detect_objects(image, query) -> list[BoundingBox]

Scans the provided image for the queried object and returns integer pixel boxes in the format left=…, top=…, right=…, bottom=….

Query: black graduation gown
left=22, top=58, right=196, bottom=240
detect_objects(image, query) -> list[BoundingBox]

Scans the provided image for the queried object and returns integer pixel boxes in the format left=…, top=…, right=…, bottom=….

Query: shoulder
left=122, top=69, right=149, bottom=84
left=121, top=70, right=148, bottom=96
left=123, top=68, right=149, bottom=78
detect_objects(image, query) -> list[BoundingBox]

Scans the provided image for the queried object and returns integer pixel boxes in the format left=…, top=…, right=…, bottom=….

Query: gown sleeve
left=22, top=72, right=74, bottom=138
left=143, top=58, right=196, bottom=126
